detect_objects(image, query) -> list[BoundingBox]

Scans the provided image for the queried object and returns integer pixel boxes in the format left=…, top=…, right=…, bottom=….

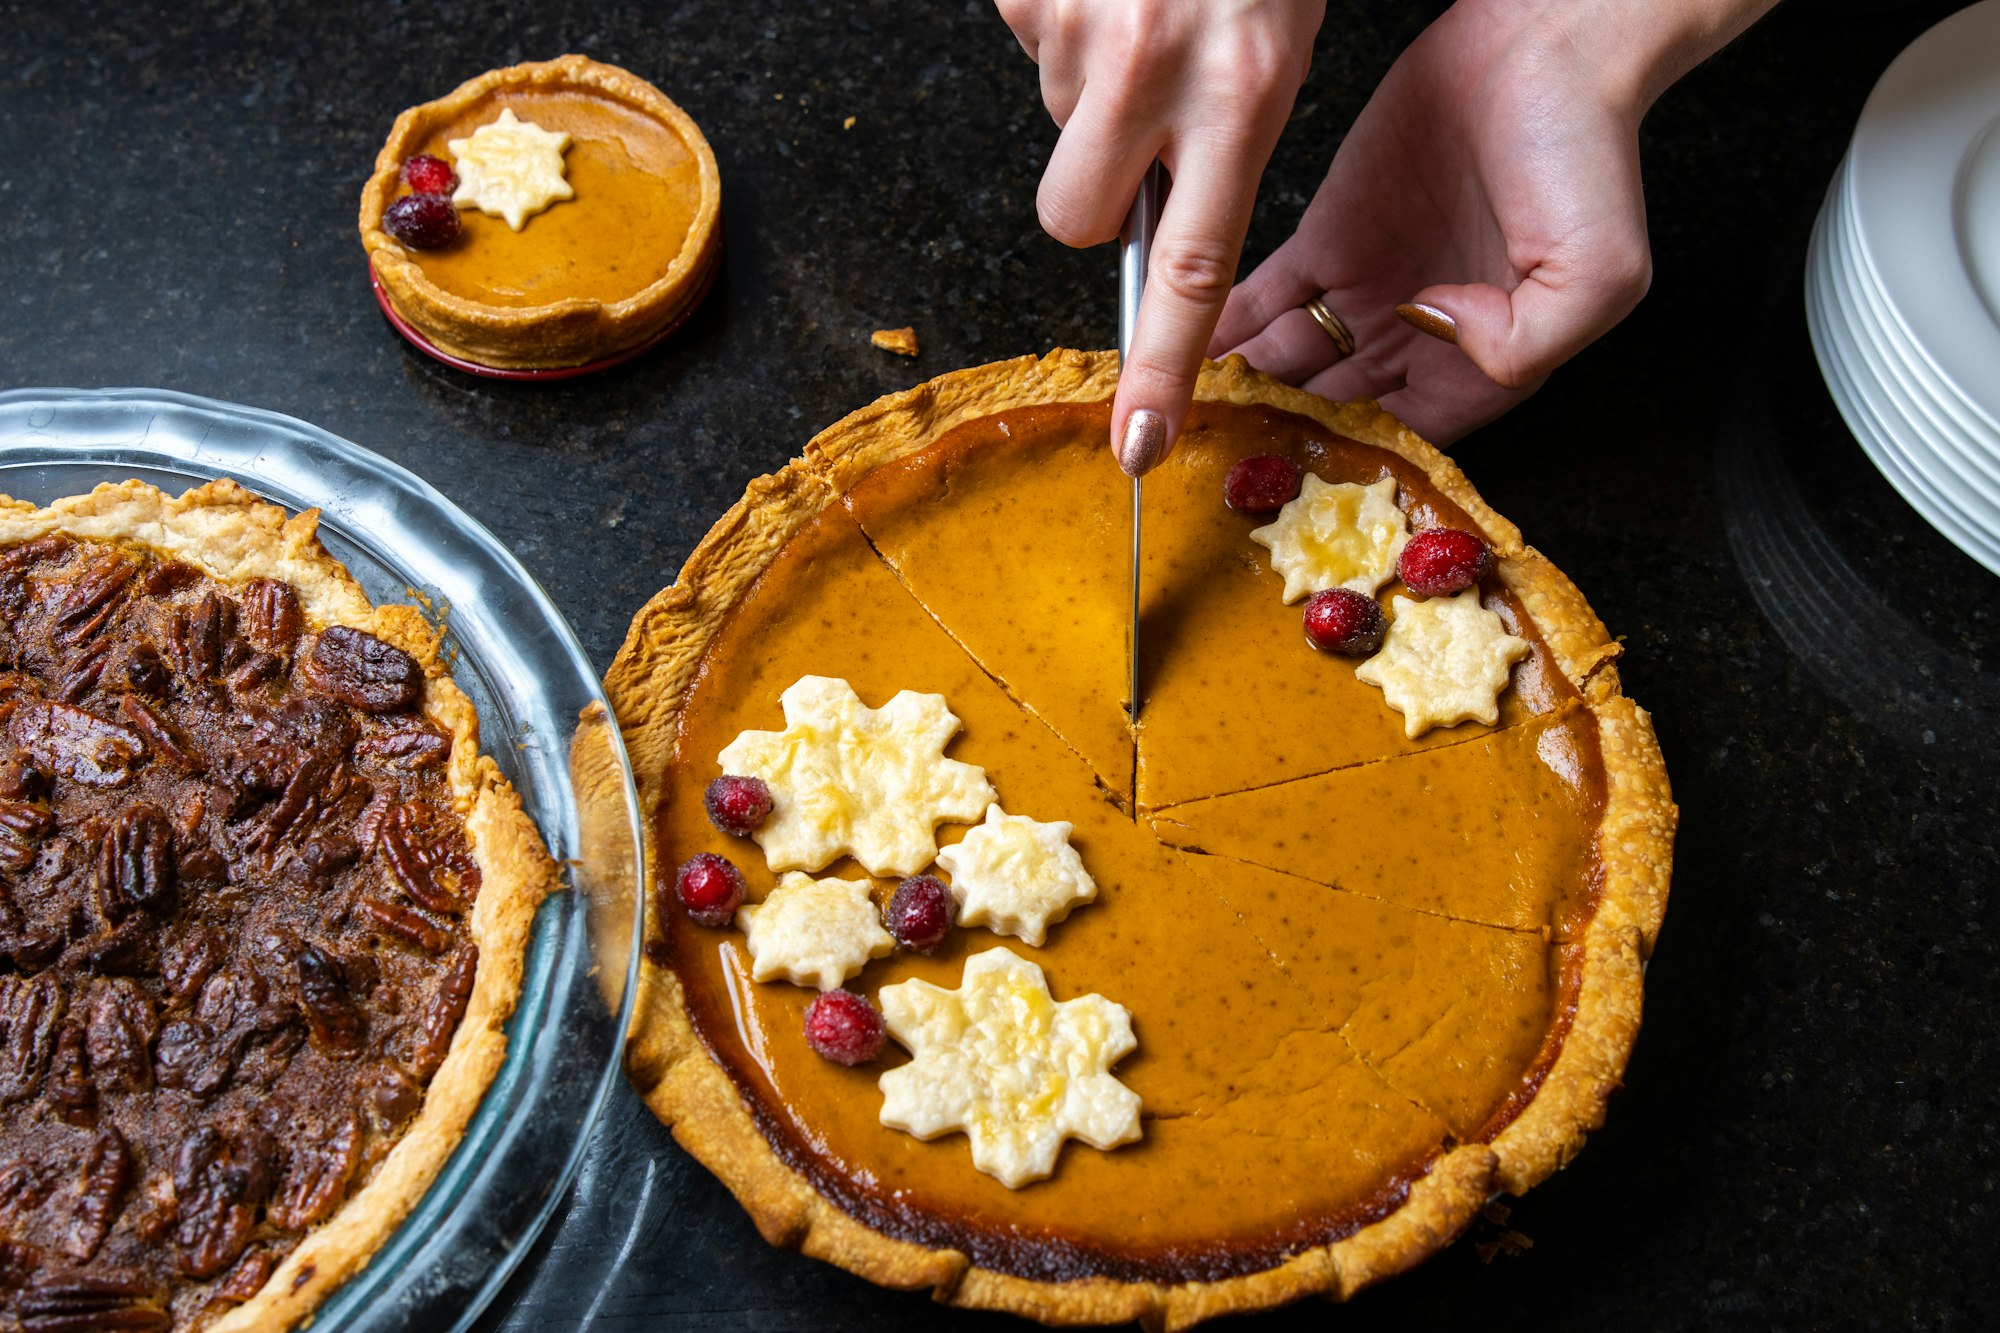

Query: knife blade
left=1120, top=161, right=1165, bottom=723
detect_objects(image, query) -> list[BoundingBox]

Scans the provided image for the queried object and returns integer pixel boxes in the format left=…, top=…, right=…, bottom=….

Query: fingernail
left=1118, top=409, right=1167, bottom=477
left=1395, top=302, right=1458, bottom=345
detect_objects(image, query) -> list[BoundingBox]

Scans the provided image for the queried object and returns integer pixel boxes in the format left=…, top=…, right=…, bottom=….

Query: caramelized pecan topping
left=0, top=535, right=483, bottom=1325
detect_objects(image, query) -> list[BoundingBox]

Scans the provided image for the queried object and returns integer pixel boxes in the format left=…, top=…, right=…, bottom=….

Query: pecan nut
left=59, top=1127, right=130, bottom=1261
left=10, top=702, right=145, bottom=788
left=300, top=626, right=424, bottom=714
left=0, top=973, right=64, bottom=1104
left=380, top=801, right=480, bottom=915
left=46, top=1023, right=93, bottom=1126
left=115, top=695, right=202, bottom=772
left=171, top=1125, right=273, bottom=1278
left=267, top=1111, right=361, bottom=1230
left=295, top=945, right=366, bottom=1057
left=356, top=897, right=450, bottom=954
left=13, top=1270, right=170, bottom=1333
left=407, top=945, right=478, bottom=1078
left=0, top=798, right=52, bottom=874
left=238, top=578, right=303, bottom=656
left=50, top=551, right=137, bottom=649
left=355, top=726, right=451, bottom=770
left=94, top=803, right=177, bottom=923
left=84, top=983, right=156, bottom=1093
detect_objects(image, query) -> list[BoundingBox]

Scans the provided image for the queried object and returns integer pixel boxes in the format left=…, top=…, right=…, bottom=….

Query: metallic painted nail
left=1395, top=302, right=1458, bottom=345
left=1118, top=409, right=1167, bottom=477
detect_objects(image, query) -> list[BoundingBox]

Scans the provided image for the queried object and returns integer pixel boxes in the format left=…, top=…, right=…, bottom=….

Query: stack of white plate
left=1806, top=0, right=2000, bottom=577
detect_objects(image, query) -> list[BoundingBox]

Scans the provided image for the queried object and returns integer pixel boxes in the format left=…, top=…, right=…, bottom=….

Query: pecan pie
left=606, top=352, right=1674, bottom=1325
left=0, top=480, right=552, bottom=1331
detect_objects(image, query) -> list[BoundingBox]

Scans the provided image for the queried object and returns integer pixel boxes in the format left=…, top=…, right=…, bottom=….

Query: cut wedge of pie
left=606, top=351, right=1674, bottom=1326
left=360, top=56, right=721, bottom=370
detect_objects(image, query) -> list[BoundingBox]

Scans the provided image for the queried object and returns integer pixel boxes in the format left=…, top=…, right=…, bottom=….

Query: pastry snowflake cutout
left=737, top=872, right=895, bottom=991
left=878, top=948, right=1141, bottom=1188
left=1249, top=474, right=1410, bottom=604
left=448, top=108, right=575, bottom=230
left=1355, top=590, right=1531, bottom=738
left=935, top=805, right=1096, bottom=946
left=718, top=676, right=995, bottom=878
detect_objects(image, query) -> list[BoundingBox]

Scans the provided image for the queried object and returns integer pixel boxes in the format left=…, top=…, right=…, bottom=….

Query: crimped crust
left=605, top=350, right=1677, bottom=1328
left=359, top=55, right=722, bottom=370
left=0, top=479, right=555, bottom=1332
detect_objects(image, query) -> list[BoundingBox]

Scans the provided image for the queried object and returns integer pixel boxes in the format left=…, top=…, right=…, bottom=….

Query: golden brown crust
left=0, top=479, right=555, bottom=1332
left=359, top=55, right=722, bottom=370
left=604, top=350, right=1677, bottom=1325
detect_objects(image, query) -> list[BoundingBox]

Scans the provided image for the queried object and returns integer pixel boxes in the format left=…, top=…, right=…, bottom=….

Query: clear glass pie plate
left=0, top=388, right=646, bottom=1332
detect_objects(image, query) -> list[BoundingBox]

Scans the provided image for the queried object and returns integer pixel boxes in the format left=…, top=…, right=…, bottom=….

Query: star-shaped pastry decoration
left=877, top=948, right=1141, bottom=1188
left=935, top=805, right=1096, bottom=946
left=1249, top=474, right=1410, bottom=604
left=737, top=871, right=896, bottom=991
left=1355, top=590, right=1531, bottom=738
left=718, top=675, right=995, bottom=878
left=448, top=107, right=575, bottom=231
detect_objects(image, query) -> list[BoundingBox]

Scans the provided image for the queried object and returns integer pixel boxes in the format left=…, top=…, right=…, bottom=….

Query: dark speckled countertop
left=3, top=1, right=1996, bottom=1328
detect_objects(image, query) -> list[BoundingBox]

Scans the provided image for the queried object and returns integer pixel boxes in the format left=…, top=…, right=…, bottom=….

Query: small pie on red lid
left=360, top=55, right=721, bottom=371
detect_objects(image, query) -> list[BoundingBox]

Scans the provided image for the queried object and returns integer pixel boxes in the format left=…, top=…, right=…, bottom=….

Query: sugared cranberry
left=1398, top=527, right=1494, bottom=597
left=803, top=989, right=885, bottom=1066
left=673, top=853, right=745, bottom=928
left=704, top=775, right=774, bottom=837
left=382, top=194, right=461, bottom=249
left=1224, top=455, right=1303, bottom=513
left=1302, top=588, right=1387, bottom=655
left=401, top=153, right=458, bottom=196
left=885, top=875, right=957, bottom=952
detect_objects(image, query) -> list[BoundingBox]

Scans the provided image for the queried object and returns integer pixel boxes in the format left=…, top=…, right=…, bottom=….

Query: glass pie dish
left=0, top=387, right=646, bottom=1332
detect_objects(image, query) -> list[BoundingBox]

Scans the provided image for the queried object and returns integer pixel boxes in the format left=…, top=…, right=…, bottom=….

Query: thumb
left=1407, top=248, right=1651, bottom=391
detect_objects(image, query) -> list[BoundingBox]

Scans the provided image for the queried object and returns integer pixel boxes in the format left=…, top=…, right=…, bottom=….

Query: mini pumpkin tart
left=0, top=480, right=553, bottom=1331
left=360, top=55, right=721, bottom=370
left=605, top=351, right=1674, bottom=1327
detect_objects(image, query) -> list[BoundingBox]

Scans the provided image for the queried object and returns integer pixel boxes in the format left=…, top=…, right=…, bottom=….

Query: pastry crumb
left=843, top=115, right=856, bottom=130
left=872, top=326, right=920, bottom=357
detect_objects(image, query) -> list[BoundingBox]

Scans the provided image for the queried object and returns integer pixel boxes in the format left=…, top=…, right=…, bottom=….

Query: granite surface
left=3, top=0, right=1998, bottom=1328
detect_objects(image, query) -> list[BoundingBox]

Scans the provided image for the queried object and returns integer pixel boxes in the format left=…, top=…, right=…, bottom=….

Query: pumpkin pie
left=605, top=351, right=1674, bottom=1325
left=0, top=481, right=554, bottom=1331
left=360, top=56, right=721, bottom=370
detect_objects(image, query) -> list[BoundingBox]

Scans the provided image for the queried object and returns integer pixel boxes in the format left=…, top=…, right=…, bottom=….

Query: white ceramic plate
left=1825, top=167, right=2000, bottom=518
left=1808, top=198, right=2000, bottom=574
left=1833, top=155, right=2000, bottom=468
left=1846, top=0, right=2000, bottom=434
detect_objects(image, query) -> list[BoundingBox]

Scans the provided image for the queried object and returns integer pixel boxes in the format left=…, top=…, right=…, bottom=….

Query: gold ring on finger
left=1303, top=297, right=1356, bottom=358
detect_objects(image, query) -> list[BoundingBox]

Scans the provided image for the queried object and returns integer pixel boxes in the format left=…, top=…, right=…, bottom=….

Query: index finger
left=1110, top=131, right=1266, bottom=476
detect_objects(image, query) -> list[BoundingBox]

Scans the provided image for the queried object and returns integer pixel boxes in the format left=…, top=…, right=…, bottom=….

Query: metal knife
left=1120, top=161, right=1165, bottom=722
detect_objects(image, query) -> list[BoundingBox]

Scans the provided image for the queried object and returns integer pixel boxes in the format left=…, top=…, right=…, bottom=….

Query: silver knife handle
left=1119, top=161, right=1166, bottom=362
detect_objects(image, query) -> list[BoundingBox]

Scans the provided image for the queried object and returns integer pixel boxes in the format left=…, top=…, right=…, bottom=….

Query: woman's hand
left=1210, top=0, right=1774, bottom=444
left=998, top=0, right=1327, bottom=473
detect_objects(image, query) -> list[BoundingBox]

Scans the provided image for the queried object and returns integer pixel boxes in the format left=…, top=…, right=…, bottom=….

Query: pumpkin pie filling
left=399, top=88, right=704, bottom=309
left=651, top=398, right=1618, bottom=1280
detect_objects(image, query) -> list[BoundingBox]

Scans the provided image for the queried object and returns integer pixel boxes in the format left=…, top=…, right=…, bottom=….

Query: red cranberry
left=803, top=989, right=885, bottom=1066
left=704, top=775, right=774, bottom=837
left=1303, top=588, right=1387, bottom=655
left=673, top=853, right=745, bottom=928
left=401, top=153, right=458, bottom=196
left=1224, top=455, right=1303, bottom=513
left=1398, top=527, right=1494, bottom=597
left=885, top=875, right=957, bottom=952
left=382, top=194, right=461, bottom=249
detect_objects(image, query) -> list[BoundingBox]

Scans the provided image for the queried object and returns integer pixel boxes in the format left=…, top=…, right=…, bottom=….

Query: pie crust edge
left=603, top=350, right=1677, bottom=1327
left=0, top=479, right=557, bottom=1332
left=359, top=54, right=724, bottom=371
